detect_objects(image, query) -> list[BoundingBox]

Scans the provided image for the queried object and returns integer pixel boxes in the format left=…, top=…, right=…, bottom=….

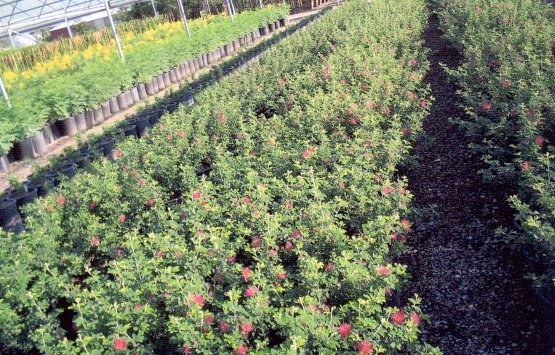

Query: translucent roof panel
left=0, top=0, right=145, bottom=31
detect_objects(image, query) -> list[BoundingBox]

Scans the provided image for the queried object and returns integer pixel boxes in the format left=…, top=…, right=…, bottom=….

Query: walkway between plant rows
left=0, top=1, right=340, bottom=191
left=402, top=11, right=545, bottom=354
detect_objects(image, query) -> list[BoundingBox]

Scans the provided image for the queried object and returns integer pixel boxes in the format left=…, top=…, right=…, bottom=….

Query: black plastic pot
left=124, top=124, right=138, bottom=138
left=59, top=163, right=77, bottom=179
left=74, top=154, right=90, bottom=168
left=125, top=91, right=134, bottom=107
left=132, top=116, right=151, bottom=137
left=42, top=125, right=55, bottom=145
left=157, top=75, right=165, bottom=91
left=100, top=138, right=116, bottom=157
left=169, top=69, right=178, bottom=83
left=27, top=177, right=55, bottom=198
left=0, top=198, right=23, bottom=233
left=84, top=110, right=94, bottom=129
left=259, top=26, right=268, bottom=36
left=93, top=107, right=104, bottom=125
left=163, top=72, right=171, bottom=87
left=11, top=187, right=38, bottom=210
left=75, top=113, right=87, bottom=131
left=31, top=131, right=47, bottom=156
left=146, top=80, right=157, bottom=96
left=268, top=23, right=275, bottom=32
left=131, top=87, right=141, bottom=104
left=183, top=92, right=195, bottom=106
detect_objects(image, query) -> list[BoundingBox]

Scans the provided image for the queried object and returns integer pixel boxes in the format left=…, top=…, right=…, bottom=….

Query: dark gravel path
left=402, top=12, right=545, bottom=355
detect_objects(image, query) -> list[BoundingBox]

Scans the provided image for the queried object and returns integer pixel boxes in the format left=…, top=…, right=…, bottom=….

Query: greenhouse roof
left=0, top=0, right=145, bottom=35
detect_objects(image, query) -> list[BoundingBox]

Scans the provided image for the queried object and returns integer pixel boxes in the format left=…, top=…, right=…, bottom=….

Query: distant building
left=49, top=10, right=119, bottom=40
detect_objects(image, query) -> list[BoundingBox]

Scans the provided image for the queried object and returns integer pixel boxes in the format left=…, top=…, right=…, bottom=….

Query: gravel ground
left=401, top=13, right=546, bottom=354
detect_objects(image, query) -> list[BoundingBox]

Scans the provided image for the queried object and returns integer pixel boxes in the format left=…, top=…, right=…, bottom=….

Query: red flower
left=228, top=255, right=236, bottom=262
left=147, top=199, right=155, bottom=206
left=189, top=294, right=205, bottom=307
left=88, top=202, right=96, bottom=209
left=252, top=237, right=261, bottom=248
left=392, top=310, right=405, bottom=324
left=91, top=236, right=100, bottom=247
left=219, top=321, right=230, bottom=333
left=303, top=150, right=312, bottom=159
left=401, top=219, right=411, bottom=229
left=357, top=341, right=373, bottom=354
left=192, top=191, right=201, bottom=199
left=245, top=286, right=258, bottom=297
left=204, top=316, right=214, bottom=325
left=183, top=346, right=192, bottom=354
left=338, top=323, right=351, bottom=338
left=402, top=127, right=413, bottom=135
left=285, top=201, right=293, bottom=208
left=411, top=312, right=421, bottom=325
left=268, top=249, right=277, bottom=257
left=234, top=345, right=248, bottom=355
left=285, top=241, right=293, bottom=250
left=156, top=251, right=165, bottom=258
left=244, top=197, right=252, bottom=204
left=482, top=102, right=492, bottom=110
left=113, top=150, right=121, bottom=158
left=113, top=337, right=127, bottom=351
left=242, top=267, right=251, bottom=281
left=407, top=91, right=415, bottom=99
left=377, top=266, right=390, bottom=275
left=536, top=136, right=544, bottom=145
left=411, top=58, right=417, bottom=65
left=118, top=215, right=126, bottom=223
left=138, top=179, right=145, bottom=185
left=56, top=196, right=66, bottom=205
left=178, top=130, right=184, bottom=138
left=522, top=161, right=531, bottom=171
left=241, top=323, right=253, bottom=333
left=278, top=78, right=286, bottom=86
left=292, top=229, right=301, bottom=239
left=277, top=272, right=287, bottom=280
left=420, top=100, right=427, bottom=108
left=325, top=264, right=334, bottom=271
left=382, top=187, right=394, bottom=194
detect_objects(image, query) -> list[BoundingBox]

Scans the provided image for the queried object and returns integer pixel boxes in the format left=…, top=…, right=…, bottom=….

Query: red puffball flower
left=536, top=136, right=545, bottom=145
left=138, top=179, right=145, bottom=185
left=411, top=312, right=421, bottom=325
left=242, top=267, right=252, bottom=281
left=244, top=197, right=252, bottom=204
left=522, top=161, right=531, bottom=171
left=183, top=346, right=192, bottom=354
left=113, top=150, right=121, bottom=158
left=292, top=229, right=301, bottom=239
left=268, top=249, right=277, bottom=257
left=325, top=264, right=334, bottom=271
left=278, top=78, right=286, bottom=86
left=357, top=341, right=373, bottom=354
left=285, top=201, right=293, bottom=208
left=285, top=241, right=293, bottom=250
left=147, top=199, right=155, bottom=206
left=382, top=187, right=394, bottom=194
left=113, top=337, right=127, bottom=351
left=241, top=323, right=253, bottom=333
left=392, top=310, right=405, bottom=324
left=189, top=294, right=205, bottom=307
left=219, top=321, right=230, bottom=333
left=91, top=236, right=100, bottom=247
left=338, top=323, right=351, bottom=338
left=203, top=316, right=214, bottom=325
left=156, top=251, right=165, bottom=258
left=402, top=127, right=413, bottom=135
left=401, top=219, right=411, bottom=229
left=118, top=215, right=126, bottom=223
left=178, top=130, right=184, bottom=138
left=192, top=191, right=201, bottom=200
left=303, top=150, right=313, bottom=159
left=377, top=266, right=391, bottom=275
left=252, top=237, right=261, bottom=248
left=391, top=233, right=398, bottom=241
left=245, top=286, right=258, bottom=297
left=56, top=196, right=66, bottom=205
left=88, top=202, right=96, bottom=209
left=482, top=102, right=492, bottom=110
left=234, top=345, right=248, bottom=355
left=420, top=100, right=427, bottom=108
left=228, top=255, right=236, bottom=262
left=278, top=272, right=287, bottom=280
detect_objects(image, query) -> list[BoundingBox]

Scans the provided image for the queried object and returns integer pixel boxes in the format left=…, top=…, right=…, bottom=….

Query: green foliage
left=0, top=0, right=436, bottom=352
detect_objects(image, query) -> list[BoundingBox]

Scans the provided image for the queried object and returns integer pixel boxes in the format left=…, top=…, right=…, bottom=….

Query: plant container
left=102, top=102, right=112, bottom=120
left=59, top=116, right=78, bottom=136
left=109, top=97, right=120, bottom=114
left=0, top=198, right=23, bottom=233
left=84, top=110, right=94, bottom=129
left=117, top=93, right=129, bottom=111
left=75, top=113, right=87, bottom=131
left=137, top=83, right=147, bottom=100
left=0, top=154, right=9, bottom=173
left=130, top=86, right=141, bottom=104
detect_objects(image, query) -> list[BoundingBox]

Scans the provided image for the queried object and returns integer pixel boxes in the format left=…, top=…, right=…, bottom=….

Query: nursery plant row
left=0, top=0, right=439, bottom=353
left=0, top=6, right=290, bottom=164
left=436, top=0, right=555, bottom=285
left=0, top=4, right=325, bottom=236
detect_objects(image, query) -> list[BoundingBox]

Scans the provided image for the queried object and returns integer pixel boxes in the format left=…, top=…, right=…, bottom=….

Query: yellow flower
left=3, top=71, right=18, bottom=82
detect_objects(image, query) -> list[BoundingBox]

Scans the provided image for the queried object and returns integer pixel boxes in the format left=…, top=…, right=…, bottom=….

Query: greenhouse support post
left=225, top=0, right=235, bottom=22
left=7, top=30, right=15, bottom=49
left=104, top=0, right=125, bottom=61
left=64, top=16, right=73, bottom=38
left=259, top=0, right=263, bottom=8
left=230, top=0, right=237, bottom=16
left=0, top=76, right=11, bottom=108
left=150, top=0, right=158, bottom=16
left=177, top=0, right=192, bottom=38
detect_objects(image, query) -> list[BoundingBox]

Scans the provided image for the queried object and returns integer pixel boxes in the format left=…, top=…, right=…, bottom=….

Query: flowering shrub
left=437, top=0, right=555, bottom=272
left=0, top=6, right=289, bottom=155
left=0, top=0, right=438, bottom=353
